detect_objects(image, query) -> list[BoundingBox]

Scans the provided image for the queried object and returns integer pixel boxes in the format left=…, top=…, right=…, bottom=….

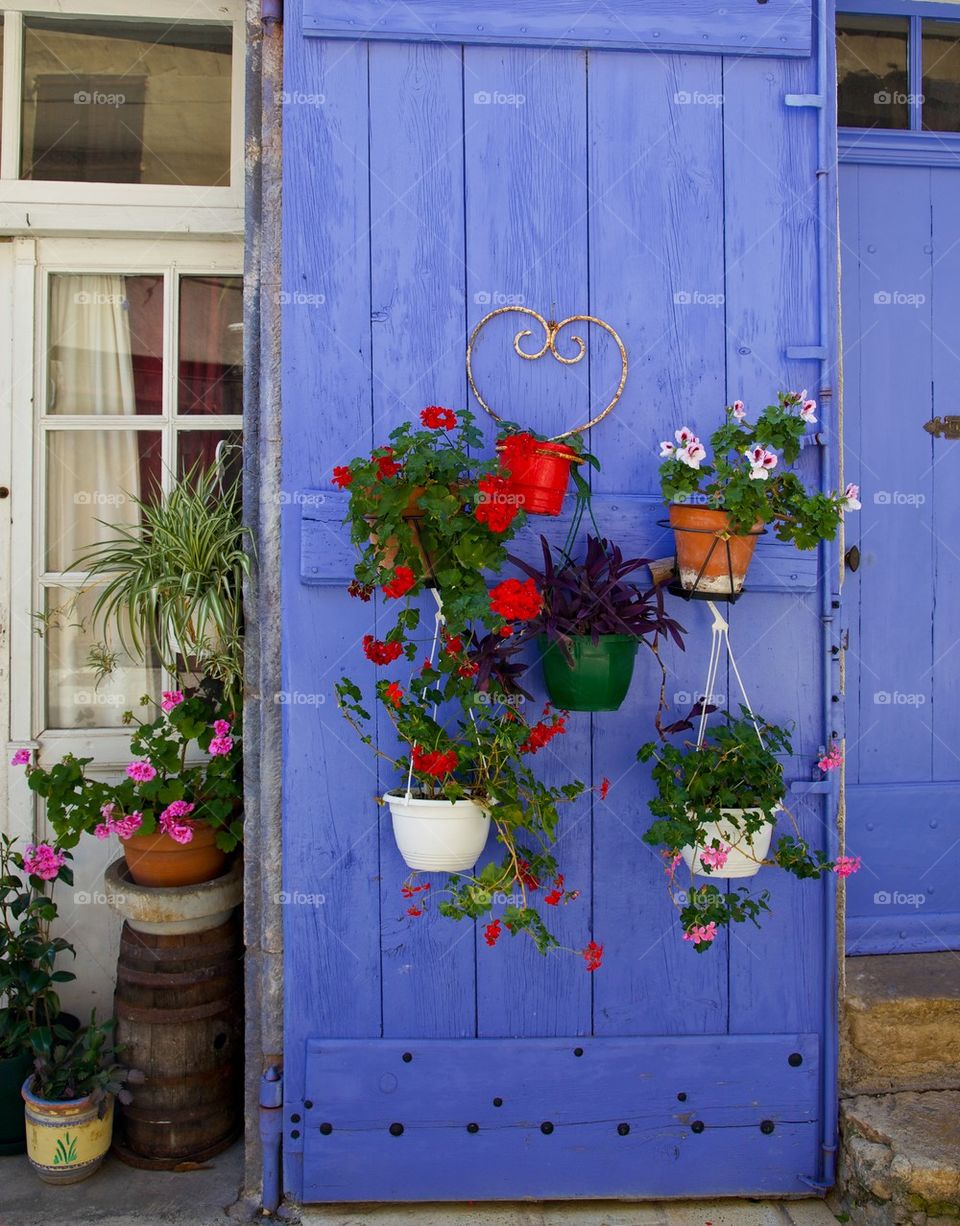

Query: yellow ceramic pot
left=21, top=1079, right=113, bottom=1184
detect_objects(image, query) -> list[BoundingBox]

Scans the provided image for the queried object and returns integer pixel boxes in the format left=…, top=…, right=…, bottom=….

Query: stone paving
left=0, top=1141, right=845, bottom=1226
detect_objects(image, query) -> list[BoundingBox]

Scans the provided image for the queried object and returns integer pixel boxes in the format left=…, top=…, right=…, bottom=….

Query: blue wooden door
left=840, top=156, right=960, bottom=954
left=280, top=0, right=839, bottom=1202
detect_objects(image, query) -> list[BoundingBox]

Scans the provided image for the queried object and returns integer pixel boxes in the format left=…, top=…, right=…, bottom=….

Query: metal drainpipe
left=816, top=0, right=842, bottom=1192
left=259, top=1066, right=284, bottom=1214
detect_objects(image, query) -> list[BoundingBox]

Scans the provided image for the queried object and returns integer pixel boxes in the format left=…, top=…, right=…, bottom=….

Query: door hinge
left=923, top=415, right=960, bottom=439
left=262, top=0, right=283, bottom=24
left=785, top=94, right=824, bottom=108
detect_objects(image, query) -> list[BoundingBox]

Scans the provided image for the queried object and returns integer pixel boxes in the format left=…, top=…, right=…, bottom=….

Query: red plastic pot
left=497, top=438, right=580, bottom=516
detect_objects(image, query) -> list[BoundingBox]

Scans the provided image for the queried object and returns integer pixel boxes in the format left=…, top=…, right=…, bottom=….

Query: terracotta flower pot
left=669, top=504, right=763, bottom=595
left=122, top=824, right=227, bottom=888
left=22, top=1079, right=114, bottom=1184
left=497, top=439, right=580, bottom=516
left=364, top=485, right=443, bottom=579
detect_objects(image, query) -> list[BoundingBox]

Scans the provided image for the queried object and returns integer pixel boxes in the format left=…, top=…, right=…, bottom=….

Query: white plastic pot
left=384, top=792, right=491, bottom=872
left=681, top=808, right=777, bottom=879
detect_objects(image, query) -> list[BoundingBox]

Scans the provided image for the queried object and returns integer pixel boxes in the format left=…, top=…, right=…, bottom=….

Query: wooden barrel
left=112, top=914, right=244, bottom=1169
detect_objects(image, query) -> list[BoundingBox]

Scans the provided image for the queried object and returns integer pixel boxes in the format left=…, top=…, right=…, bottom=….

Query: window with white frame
left=0, top=2, right=244, bottom=231
left=27, top=245, right=243, bottom=732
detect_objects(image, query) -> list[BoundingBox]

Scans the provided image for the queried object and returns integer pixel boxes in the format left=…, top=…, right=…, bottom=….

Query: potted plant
left=509, top=535, right=686, bottom=711
left=495, top=427, right=594, bottom=517
left=337, top=572, right=608, bottom=966
left=658, top=392, right=861, bottom=594
left=23, top=1014, right=141, bottom=1184
left=72, top=463, right=250, bottom=707
left=0, top=834, right=75, bottom=1155
left=335, top=406, right=526, bottom=635
left=18, top=694, right=242, bottom=888
left=638, top=711, right=860, bottom=949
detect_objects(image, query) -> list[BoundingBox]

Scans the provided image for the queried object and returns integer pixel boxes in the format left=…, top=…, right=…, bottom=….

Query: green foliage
left=25, top=695, right=243, bottom=853
left=29, top=1013, right=143, bottom=1113
left=638, top=710, right=840, bottom=947
left=658, top=391, right=851, bottom=545
left=72, top=464, right=251, bottom=707
left=338, top=408, right=526, bottom=636
left=0, top=835, right=75, bottom=1061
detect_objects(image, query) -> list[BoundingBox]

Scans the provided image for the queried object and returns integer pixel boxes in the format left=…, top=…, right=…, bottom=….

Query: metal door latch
left=923, top=415, right=960, bottom=439
left=844, top=545, right=860, bottom=573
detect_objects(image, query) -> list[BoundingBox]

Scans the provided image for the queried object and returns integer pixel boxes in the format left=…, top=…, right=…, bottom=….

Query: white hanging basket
left=681, top=807, right=778, bottom=879
left=384, top=792, right=492, bottom=872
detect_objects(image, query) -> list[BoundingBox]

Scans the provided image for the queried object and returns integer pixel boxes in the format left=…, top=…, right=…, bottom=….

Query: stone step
left=839, top=1090, right=960, bottom=1225
left=843, top=953, right=960, bottom=1096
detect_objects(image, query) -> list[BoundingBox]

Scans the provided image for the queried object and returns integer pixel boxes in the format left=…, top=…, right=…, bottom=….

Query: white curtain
left=46, top=274, right=150, bottom=727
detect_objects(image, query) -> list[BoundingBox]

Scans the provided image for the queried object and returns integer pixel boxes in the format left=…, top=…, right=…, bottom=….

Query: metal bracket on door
left=923, top=415, right=960, bottom=439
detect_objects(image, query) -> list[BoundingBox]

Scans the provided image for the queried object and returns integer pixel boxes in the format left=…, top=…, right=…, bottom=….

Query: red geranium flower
left=499, top=432, right=538, bottom=470
left=363, top=634, right=404, bottom=665
left=484, top=919, right=502, bottom=947
left=407, top=906, right=423, bottom=917
left=420, top=406, right=458, bottom=430
left=375, top=447, right=402, bottom=479
left=599, top=777, right=611, bottom=800
left=489, top=577, right=542, bottom=621
left=515, top=859, right=539, bottom=891
left=332, top=465, right=353, bottom=488
left=412, top=746, right=458, bottom=777
left=382, top=566, right=416, bottom=599
left=348, top=579, right=373, bottom=601
left=474, top=474, right=519, bottom=533
left=583, top=941, right=603, bottom=972
left=520, top=717, right=566, bottom=755
left=384, top=682, right=404, bottom=708
left=544, top=873, right=565, bottom=906
left=443, top=634, right=463, bottom=657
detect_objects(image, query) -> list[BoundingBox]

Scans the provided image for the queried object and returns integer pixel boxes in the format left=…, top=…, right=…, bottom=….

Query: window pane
left=43, top=586, right=161, bottom=729
left=923, top=20, right=960, bottom=133
left=46, top=430, right=161, bottom=571
left=47, top=274, right=163, bottom=415
left=837, top=15, right=910, bottom=129
left=177, top=276, right=243, bottom=415
left=21, top=18, right=232, bottom=184
left=177, top=430, right=242, bottom=487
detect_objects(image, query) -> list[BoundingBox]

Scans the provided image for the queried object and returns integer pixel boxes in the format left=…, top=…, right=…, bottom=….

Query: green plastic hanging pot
left=539, top=634, right=640, bottom=712
left=0, top=1050, right=32, bottom=1155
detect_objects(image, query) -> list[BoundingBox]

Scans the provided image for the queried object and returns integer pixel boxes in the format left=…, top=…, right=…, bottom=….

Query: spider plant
left=72, top=463, right=251, bottom=707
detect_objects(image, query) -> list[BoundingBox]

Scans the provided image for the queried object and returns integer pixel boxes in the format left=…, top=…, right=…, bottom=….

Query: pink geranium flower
left=10, top=749, right=31, bottom=766
left=113, top=811, right=143, bottom=840
left=159, top=801, right=195, bottom=844
left=818, top=743, right=843, bottom=772
left=841, top=483, right=861, bottom=513
left=699, top=843, right=730, bottom=871
left=126, top=760, right=157, bottom=783
left=731, top=399, right=746, bottom=420
left=800, top=398, right=818, bottom=424
left=683, top=921, right=717, bottom=945
left=208, top=735, right=233, bottom=757
left=213, top=720, right=231, bottom=737
left=679, top=440, right=707, bottom=469
left=22, top=843, right=66, bottom=881
left=161, top=690, right=185, bottom=713
left=745, top=445, right=778, bottom=481
left=659, top=440, right=675, bottom=458
left=833, top=855, right=861, bottom=878
left=94, top=823, right=112, bottom=840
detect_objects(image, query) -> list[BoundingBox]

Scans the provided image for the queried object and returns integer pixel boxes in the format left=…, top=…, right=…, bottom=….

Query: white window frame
left=8, top=234, right=242, bottom=768
left=0, top=0, right=245, bottom=235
